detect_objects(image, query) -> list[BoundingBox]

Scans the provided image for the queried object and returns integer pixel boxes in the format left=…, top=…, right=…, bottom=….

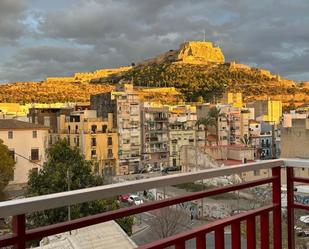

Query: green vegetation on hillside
left=120, top=63, right=305, bottom=102
left=0, top=44, right=309, bottom=105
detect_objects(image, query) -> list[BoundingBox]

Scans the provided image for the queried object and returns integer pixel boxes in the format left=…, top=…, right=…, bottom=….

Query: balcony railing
left=0, top=159, right=309, bottom=249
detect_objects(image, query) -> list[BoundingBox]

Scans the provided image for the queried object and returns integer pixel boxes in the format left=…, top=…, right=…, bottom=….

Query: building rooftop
left=35, top=221, right=136, bottom=249
left=0, top=119, right=48, bottom=130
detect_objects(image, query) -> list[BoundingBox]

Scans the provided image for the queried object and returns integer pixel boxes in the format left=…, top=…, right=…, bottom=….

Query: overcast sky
left=1, top=0, right=309, bottom=83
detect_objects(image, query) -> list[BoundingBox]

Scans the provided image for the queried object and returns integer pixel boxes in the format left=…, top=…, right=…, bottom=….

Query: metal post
left=287, top=167, right=295, bottom=249
left=67, top=169, right=71, bottom=222
left=67, top=169, right=72, bottom=235
left=272, top=167, right=282, bottom=249
left=12, top=214, right=26, bottom=249
left=231, top=221, right=241, bottom=249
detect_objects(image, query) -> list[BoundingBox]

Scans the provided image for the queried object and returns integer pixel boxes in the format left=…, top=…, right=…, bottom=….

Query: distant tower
left=203, top=29, right=206, bottom=41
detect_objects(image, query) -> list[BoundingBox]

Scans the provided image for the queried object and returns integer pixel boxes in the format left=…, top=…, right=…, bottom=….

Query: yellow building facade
left=221, top=92, right=243, bottom=108
left=58, top=110, right=119, bottom=176
left=263, top=100, right=282, bottom=124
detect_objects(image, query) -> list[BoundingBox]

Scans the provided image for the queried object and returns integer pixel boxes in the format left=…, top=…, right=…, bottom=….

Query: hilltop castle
left=177, top=41, right=225, bottom=64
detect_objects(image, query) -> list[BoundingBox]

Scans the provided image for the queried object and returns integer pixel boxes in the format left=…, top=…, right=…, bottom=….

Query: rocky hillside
left=92, top=42, right=308, bottom=106
left=0, top=81, right=113, bottom=104
left=0, top=41, right=308, bottom=106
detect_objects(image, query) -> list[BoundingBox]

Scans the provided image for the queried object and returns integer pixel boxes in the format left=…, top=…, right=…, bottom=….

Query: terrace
left=0, top=158, right=308, bottom=248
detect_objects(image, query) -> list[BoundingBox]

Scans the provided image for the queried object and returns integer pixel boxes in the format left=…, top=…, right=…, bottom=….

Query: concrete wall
left=205, top=146, right=254, bottom=161
left=281, top=119, right=309, bottom=158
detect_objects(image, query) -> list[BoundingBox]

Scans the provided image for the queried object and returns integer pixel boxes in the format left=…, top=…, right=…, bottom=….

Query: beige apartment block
left=91, top=82, right=141, bottom=173
left=0, top=120, right=48, bottom=185
left=141, top=104, right=169, bottom=170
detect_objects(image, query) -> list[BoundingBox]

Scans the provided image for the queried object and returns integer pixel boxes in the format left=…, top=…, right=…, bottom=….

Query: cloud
left=0, top=44, right=133, bottom=82
left=1, top=0, right=309, bottom=82
left=0, top=0, right=27, bottom=45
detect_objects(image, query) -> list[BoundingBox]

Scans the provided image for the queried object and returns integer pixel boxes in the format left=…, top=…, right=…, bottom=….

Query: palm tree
left=240, top=134, right=252, bottom=147
left=207, top=107, right=226, bottom=145
left=195, top=117, right=215, bottom=146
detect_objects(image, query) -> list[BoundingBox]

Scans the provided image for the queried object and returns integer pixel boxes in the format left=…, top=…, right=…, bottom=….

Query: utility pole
left=67, top=169, right=72, bottom=234
left=271, top=122, right=276, bottom=159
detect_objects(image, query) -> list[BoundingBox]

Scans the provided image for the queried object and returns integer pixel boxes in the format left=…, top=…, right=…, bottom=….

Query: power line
left=14, top=151, right=43, bottom=167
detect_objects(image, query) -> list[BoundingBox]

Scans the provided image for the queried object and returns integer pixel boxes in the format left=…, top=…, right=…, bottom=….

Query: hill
left=0, top=81, right=113, bottom=104
left=0, top=41, right=309, bottom=106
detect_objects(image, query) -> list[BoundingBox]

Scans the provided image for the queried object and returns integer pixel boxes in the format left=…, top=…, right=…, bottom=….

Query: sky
left=1, top=0, right=309, bottom=83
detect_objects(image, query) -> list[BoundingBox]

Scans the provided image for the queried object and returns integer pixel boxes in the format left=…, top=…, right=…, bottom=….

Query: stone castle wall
left=177, top=41, right=225, bottom=64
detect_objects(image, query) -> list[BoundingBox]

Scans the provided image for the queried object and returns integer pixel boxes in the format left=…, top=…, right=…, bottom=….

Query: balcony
left=0, top=159, right=308, bottom=248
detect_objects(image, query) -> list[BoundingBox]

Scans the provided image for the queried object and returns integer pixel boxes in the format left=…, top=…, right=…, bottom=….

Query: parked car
left=303, top=231, right=309, bottom=237
left=161, top=166, right=181, bottom=174
left=119, top=193, right=131, bottom=202
left=127, top=195, right=144, bottom=205
left=150, top=167, right=161, bottom=172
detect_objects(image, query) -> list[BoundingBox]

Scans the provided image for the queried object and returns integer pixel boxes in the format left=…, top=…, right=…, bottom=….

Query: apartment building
left=248, top=120, right=261, bottom=158
left=28, top=107, right=74, bottom=146
left=58, top=110, right=119, bottom=176
left=281, top=116, right=309, bottom=158
left=247, top=100, right=282, bottom=124
left=221, top=92, right=243, bottom=108
left=141, top=104, right=169, bottom=170
left=91, top=83, right=141, bottom=173
left=169, top=105, right=196, bottom=167
left=282, top=111, right=308, bottom=128
left=218, top=106, right=250, bottom=146
left=0, top=120, right=48, bottom=185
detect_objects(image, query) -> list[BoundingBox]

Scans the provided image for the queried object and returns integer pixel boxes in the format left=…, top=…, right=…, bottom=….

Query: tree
left=196, top=117, right=215, bottom=146
left=146, top=207, right=190, bottom=239
left=26, top=139, right=133, bottom=234
left=196, top=107, right=226, bottom=146
left=207, top=107, right=226, bottom=145
left=240, top=135, right=252, bottom=147
left=196, top=95, right=204, bottom=103
left=0, top=139, right=15, bottom=191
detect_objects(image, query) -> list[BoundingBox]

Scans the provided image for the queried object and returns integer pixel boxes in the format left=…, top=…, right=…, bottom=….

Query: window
left=75, top=136, right=80, bottom=147
left=91, top=150, right=96, bottom=158
left=8, top=131, right=13, bottom=139
left=102, top=125, right=107, bottom=133
left=43, top=116, right=50, bottom=127
left=32, top=168, right=38, bottom=174
left=108, top=137, right=112, bottom=146
left=108, top=148, right=113, bottom=158
left=123, top=139, right=130, bottom=144
left=172, top=145, right=176, bottom=152
left=91, top=125, right=97, bottom=133
left=32, top=130, right=37, bottom=138
left=91, top=137, right=97, bottom=146
left=31, top=149, right=39, bottom=161
left=9, top=149, right=15, bottom=161
left=254, top=170, right=260, bottom=176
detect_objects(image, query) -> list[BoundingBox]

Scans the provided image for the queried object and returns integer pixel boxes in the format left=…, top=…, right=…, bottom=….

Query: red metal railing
left=286, top=167, right=309, bottom=249
left=0, top=159, right=308, bottom=248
